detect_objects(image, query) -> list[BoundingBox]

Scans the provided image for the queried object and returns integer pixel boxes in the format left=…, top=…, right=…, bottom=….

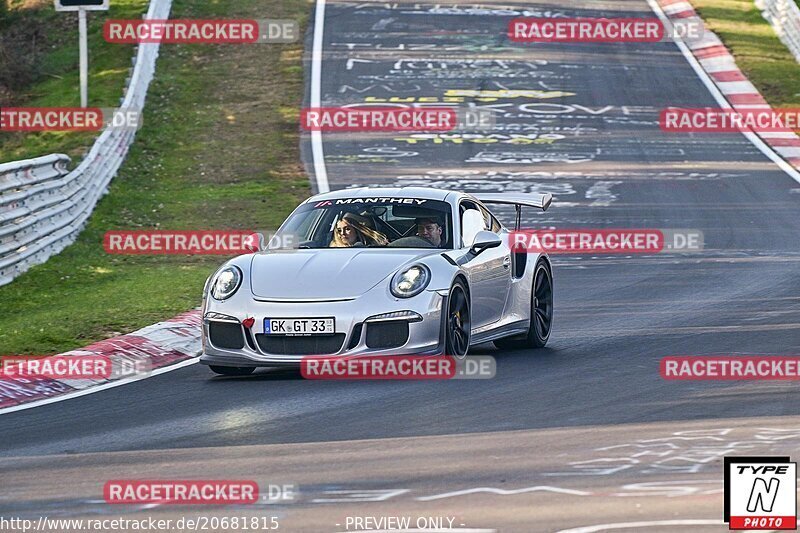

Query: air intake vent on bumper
left=209, top=322, right=245, bottom=349
left=365, top=321, right=409, bottom=349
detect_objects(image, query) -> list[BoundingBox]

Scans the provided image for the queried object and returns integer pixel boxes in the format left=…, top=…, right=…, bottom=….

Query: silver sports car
left=199, top=187, right=553, bottom=376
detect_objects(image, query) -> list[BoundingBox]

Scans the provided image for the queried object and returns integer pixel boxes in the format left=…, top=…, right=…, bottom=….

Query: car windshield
left=275, top=198, right=453, bottom=249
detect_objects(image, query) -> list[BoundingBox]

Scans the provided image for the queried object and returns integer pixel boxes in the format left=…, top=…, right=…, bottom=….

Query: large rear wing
left=473, top=193, right=553, bottom=231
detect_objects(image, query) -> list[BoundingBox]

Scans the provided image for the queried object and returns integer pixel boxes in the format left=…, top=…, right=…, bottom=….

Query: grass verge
left=0, top=0, right=311, bottom=354
left=691, top=0, right=800, bottom=108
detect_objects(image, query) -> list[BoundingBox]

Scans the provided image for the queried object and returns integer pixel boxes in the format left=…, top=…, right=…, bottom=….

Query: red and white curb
left=657, top=0, right=800, bottom=170
left=0, top=309, right=202, bottom=413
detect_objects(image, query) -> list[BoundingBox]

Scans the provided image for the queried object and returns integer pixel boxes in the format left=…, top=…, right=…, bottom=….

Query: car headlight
left=391, top=264, right=430, bottom=298
left=210, top=266, right=242, bottom=300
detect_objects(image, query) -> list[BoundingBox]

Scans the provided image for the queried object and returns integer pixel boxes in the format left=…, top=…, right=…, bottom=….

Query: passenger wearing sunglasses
left=329, top=212, right=388, bottom=247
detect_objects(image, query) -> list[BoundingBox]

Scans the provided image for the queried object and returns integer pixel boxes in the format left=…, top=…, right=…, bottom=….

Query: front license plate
left=264, top=317, right=335, bottom=336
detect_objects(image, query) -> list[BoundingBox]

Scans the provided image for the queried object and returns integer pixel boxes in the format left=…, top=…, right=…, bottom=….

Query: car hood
left=249, top=249, right=438, bottom=300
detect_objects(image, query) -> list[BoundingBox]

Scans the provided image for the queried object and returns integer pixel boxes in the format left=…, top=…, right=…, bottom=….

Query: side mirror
left=469, top=230, right=502, bottom=256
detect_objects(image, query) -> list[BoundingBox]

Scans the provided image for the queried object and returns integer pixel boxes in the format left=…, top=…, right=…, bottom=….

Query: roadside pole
left=78, top=7, right=88, bottom=107
left=54, top=0, right=109, bottom=108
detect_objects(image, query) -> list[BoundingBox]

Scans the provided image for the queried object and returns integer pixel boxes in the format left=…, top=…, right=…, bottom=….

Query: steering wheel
left=388, top=236, right=435, bottom=248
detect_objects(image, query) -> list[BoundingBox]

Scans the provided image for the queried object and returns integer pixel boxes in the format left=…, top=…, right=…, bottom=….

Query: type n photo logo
left=724, top=456, right=797, bottom=530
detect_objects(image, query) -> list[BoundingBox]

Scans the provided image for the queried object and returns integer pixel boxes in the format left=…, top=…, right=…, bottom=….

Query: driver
left=416, top=217, right=443, bottom=248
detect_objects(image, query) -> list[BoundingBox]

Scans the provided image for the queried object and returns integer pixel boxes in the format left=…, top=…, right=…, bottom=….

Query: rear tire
left=494, top=259, right=553, bottom=350
left=209, top=365, right=256, bottom=376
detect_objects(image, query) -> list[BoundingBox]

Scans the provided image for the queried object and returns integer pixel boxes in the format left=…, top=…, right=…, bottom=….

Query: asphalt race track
left=3, top=0, right=800, bottom=531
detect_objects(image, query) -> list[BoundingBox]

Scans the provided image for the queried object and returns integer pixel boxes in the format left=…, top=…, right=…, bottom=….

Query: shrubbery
left=0, top=1, right=49, bottom=101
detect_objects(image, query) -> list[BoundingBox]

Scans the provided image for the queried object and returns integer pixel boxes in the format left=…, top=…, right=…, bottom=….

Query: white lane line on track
left=416, top=486, right=591, bottom=501
left=646, top=0, right=800, bottom=185
left=555, top=520, right=724, bottom=532
left=0, top=357, right=199, bottom=416
left=311, top=0, right=329, bottom=193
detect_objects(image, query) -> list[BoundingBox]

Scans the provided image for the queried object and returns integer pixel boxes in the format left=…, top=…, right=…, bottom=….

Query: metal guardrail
left=0, top=0, right=172, bottom=287
left=756, top=0, right=800, bottom=62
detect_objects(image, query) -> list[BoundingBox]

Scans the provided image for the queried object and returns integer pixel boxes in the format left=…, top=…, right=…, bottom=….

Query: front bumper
left=200, top=290, right=446, bottom=367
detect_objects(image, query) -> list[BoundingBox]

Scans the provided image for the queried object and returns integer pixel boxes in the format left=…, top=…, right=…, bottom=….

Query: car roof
left=305, top=187, right=456, bottom=203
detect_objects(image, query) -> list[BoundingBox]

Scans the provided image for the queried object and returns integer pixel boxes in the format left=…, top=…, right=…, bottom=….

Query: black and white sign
left=54, top=0, right=109, bottom=12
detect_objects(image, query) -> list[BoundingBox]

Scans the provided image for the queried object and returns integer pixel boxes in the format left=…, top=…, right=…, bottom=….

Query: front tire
left=445, top=279, right=471, bottom=358
left=209, top=365, right=256, bottom=376
left=494, top=259, right=553, bottom=350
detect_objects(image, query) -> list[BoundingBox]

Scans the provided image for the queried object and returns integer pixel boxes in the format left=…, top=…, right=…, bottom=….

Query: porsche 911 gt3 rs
left=199, top=187, right=553, bottom=376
